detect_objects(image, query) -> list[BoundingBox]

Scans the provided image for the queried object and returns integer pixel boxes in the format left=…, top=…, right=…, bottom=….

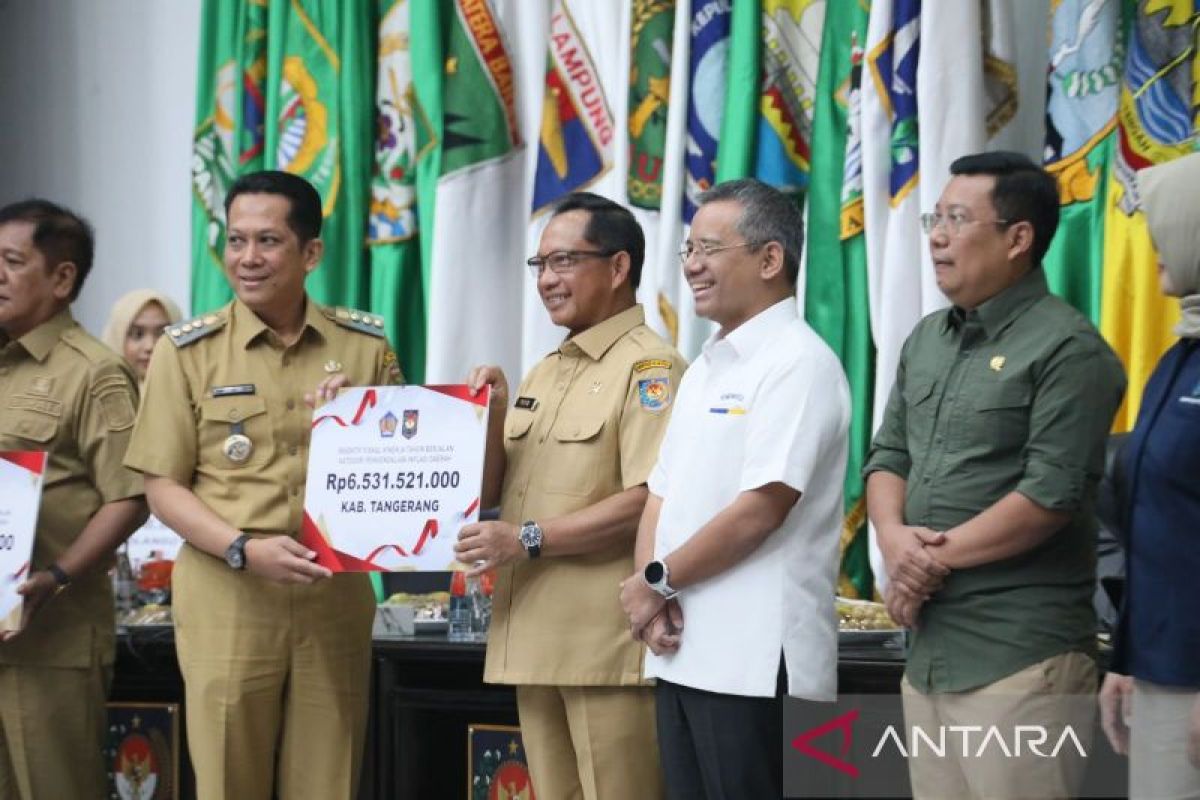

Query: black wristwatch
left=47, top=563, right=71, bottom=589
left=643, top=559, right=678, bottom=599
left=224, top=534, right=251, bottom=570
left=518, top=520, right=543, bottom=559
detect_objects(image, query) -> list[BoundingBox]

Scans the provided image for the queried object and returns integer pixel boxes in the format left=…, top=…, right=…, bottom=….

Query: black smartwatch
left=643, top=559, right=677, bottom=599
left=518, top=520, right=543, bottom=559
left=224, top=534, right=251, bottom=570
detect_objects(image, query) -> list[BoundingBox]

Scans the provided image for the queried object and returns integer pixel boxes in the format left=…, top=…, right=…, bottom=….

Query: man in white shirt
left=620, top=178, right=850, bottom=799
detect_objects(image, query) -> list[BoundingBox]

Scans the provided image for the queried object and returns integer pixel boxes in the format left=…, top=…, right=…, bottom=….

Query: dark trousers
left=655, top=678, right=783, bottom=800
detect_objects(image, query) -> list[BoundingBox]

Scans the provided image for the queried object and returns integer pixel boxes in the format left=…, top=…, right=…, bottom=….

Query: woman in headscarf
left=1099, top=152, right=1200, bottom=797
left=101, top=289, right=183, bottom=383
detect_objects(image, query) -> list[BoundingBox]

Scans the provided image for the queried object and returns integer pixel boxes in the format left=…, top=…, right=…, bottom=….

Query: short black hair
left=949, top=151, right=1060, bottom=265
left=224, top=170, right=323, bottom=242
left=550, top=192, right=645, bottom=290
left=698, top=178, right=803, bottom=285
left=0, top=199, right=95, bottom=301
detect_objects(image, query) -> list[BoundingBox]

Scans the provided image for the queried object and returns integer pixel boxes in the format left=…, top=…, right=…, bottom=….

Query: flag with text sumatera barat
left=806, top=0, right=875, bottom=599
left=753, top=0, right=825, bottom=204
left=627, top=0, right=675, bottom=210
left=368, top=0, right=435, bottom=382
left=1042, top=0, right=1126, bottom=325
left=267, top=0, right=374, bottom=310
left=190, top=0, right=268, bottom=314
left=421, top=0, right=526, bottom=383
left=1100, top=0, right=1189, bottom=431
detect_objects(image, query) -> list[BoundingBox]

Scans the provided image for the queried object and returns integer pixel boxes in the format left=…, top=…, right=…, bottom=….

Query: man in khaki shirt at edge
left=456, top=192, right=684, bottom=799
left=124, top=171, right=402, bottom=800
left=0, top=199, right=147, bottom=799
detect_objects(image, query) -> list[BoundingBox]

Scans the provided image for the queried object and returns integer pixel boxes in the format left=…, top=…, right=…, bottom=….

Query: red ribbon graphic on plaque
left=301, top=386, right=490, bottom=572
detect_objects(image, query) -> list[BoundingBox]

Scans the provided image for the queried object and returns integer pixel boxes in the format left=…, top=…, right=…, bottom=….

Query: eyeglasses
left=525, top=250, right=615, bottom=279
left=920, top=211, right=1011, bottom=237
left=678, top=241, right=757, bottom=264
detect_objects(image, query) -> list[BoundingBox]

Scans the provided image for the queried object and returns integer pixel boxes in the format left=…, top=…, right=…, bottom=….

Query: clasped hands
left=882, top=525, right=950, bottom=628
left=619, top=573, right=682, bottom=656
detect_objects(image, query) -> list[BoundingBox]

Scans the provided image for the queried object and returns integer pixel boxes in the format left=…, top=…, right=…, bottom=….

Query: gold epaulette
left=326, top=307, right=386, bottom=338
left=164, top=312, right=227, bottom=347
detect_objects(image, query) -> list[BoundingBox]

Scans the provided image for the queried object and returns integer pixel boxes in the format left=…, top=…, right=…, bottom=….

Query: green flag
left=265, top=0, right=373, bottom=309
left=806, top=0, right=874, bottom=599
left=191, top=0, right=373, bottom=314
left=715, top=0, right=760, bottom=181
left=1042, top=0, right=1126, bottom=324
left=190, top=0, right=268, bottom=314
left=367, top=0, right=435, bottom=382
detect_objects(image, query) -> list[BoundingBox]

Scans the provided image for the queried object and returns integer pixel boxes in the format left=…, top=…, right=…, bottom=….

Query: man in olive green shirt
left=865, top=152, right=1125, bottom=799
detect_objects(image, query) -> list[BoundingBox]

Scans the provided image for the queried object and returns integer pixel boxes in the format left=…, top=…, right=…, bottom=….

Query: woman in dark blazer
left=1100, top=151, right=1200, bottom=798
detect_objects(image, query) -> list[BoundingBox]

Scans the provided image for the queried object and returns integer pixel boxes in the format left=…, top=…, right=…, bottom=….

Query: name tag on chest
left=211, top=384, right=256, bottom=398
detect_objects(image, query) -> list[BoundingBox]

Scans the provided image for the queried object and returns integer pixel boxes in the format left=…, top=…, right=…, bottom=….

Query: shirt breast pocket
left=902, top=377, right=938, bottom=450
left=0, top=405, right=59, bottom=446
left=197, top=395, right=273, bottom=468
left=972, top=381, right=1032, bottom=452
left=545, top=413, right=607, bottom=497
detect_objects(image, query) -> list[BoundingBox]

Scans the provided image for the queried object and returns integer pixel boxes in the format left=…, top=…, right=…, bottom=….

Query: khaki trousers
left=901, top=651, right=1097, bottom=800
left=173, top=544, right=375, bottom=800
left=516, top=684, right=664, bottom=800
left=0, top=656, right=111, bottom=800
left=1130, top=680, right=1200, bottom=800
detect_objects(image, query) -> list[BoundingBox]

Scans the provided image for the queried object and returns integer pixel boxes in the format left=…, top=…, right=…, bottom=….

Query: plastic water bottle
left=447, top=571, right=471, bottom=641
left=467, top=574, right=489, bottom=641
left=113, top=547, right=137, bottom=618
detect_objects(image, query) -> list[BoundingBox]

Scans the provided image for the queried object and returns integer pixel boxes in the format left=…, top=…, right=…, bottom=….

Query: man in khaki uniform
left=124, top=171, right=402, bottom=800
left=456, top=192, right=684, bottom=799
left=0, top=199, right=147, bottom=799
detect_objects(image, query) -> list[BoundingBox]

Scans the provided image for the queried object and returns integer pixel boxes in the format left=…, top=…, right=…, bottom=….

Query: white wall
left=0, top=0, right=200, bottom=336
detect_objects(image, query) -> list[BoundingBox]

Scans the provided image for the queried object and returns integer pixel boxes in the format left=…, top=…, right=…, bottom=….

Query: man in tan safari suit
left=0, top=199, right=147, bottom=799
left=456, top=192, right=684, bottom=800
left=125, top=171, right=403, bottom=800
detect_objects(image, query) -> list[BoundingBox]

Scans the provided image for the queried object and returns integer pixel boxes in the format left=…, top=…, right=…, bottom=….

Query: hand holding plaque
left=301, top=386, right=489, bottom=571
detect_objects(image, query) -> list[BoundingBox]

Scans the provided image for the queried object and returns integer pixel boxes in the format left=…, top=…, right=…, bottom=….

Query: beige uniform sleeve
left=374, top=340, right=405, bottom=386
left=124, top=338, right=198, bottom=483
left=80, top=360, right=143, bottom=502
left=618, top=353, right=687, bottom=489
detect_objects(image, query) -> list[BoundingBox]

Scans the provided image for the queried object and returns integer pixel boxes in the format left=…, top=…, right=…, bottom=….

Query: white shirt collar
left=702, top=297, right=799, bottom=363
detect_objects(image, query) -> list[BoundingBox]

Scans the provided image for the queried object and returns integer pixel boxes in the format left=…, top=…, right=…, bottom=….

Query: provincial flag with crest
left=754, top=0, right=826, bottom=202
left=1100, top=0, right=1191, bottom=429
left=191, top=0, right=268, bottom=313
left=368, top=0, right=435, bottom=381
left=627, top=0, right=676, bottom=210
left=806, top=0, right=875, bottom=598
left=531, top=0, right=616, bottom=215
left=683, top=0, right=732, bottom=222
left=272, top=1, right=374, bottom=310
left=421, top=0, right=527, bottom=384
left=1043, top=0, right=1124, bottom=324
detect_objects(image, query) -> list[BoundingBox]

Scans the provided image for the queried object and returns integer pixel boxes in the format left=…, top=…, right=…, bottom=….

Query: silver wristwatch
left=224, top=534, right=250, bottom=570
left=519, top=520, right=543, bottom=559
